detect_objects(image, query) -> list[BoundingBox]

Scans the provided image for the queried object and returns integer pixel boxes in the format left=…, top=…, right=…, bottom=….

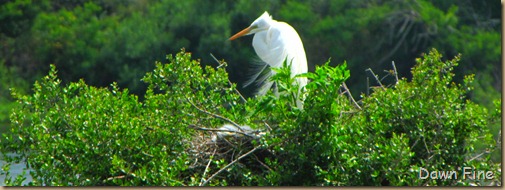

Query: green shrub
left=3, top=65, right=191, bottom=185
left=1, top=49, right=500, bottom=186
left=315, top=49, right=499, bottom=186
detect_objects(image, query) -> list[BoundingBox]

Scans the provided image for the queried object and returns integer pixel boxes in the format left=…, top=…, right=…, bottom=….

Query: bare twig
left=210, top=53, right=227, bottom=69
left=185, top=97, right=243, bottom=132
left=423, top=138, right=431, bottom=154
left=391, top=61, right=399, bottom=83
left=141, top=151, right=154, bottom=157
left=222, top=137, right=239, bottom=149
left=201, top=145, right=262, bottom=186
left=341, top=82, right=362, bottom=110
left=366, top=68, right=386, bottom=90
left=199, top=148, right=217, bottom=186
left=105, top=175, right=125, bottom=181
left=468, top=150, right=490, bottom=162
left=229, top=81, right=247, bottom=103
left=252, top=153, right=273, bottom=172
left=210, top=53, right=247, bottom=102
left=410, top=138, right=420, bottom=150
left=380, top=70, right=392, bottom=82
left=366, top=77, right=370, bottom=96
left=263, top=121, right=272, bottom=131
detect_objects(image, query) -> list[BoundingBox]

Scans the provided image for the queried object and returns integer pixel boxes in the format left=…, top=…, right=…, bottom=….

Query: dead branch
left=185, top=97, right=244, bottom=132
left=252, top=153, right=273, bottom=172
left=105, top=175, right=126, bottom=181
left=201, top=145, right=262, bottom=186
left=366, top=77, right=370, bottom=96
left=392, top=61, right=399, bottom=83
left=380, top=70, right=392, bottom=82
left=210, top=53, right=247, bottom=103
left=341, top=82, right=362, bottom=110
left=468, top=150, right=491, bottom=162
left=199, top=148, right=217, bottom=186
left=366, top=68, right=386, bottom=90
left=263, top=121, right=273, bottom=131
left=423, top=138, right=431, bottom=154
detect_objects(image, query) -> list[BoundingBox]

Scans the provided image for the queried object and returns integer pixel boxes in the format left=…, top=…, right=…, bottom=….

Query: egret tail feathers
left=243, top=62, right=269, bottom=87
left=243, top=58, right=273, bottom=91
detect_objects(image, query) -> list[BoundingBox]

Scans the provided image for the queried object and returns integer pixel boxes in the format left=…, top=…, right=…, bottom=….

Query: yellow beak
left=229, top=27, right=252, bottom=41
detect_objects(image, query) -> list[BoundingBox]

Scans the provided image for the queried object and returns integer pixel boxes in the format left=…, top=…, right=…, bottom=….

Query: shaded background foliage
left=0, top=0, right=500, bottom=99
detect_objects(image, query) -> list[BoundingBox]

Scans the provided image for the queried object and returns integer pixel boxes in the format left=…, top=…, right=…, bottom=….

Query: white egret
left=229, top=11, right=308, bottom=109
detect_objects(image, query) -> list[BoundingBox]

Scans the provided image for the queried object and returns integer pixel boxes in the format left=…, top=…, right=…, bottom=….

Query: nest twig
left=201, top=145, right=262, bottom=186
left=185, top=96, right=244, bottom=132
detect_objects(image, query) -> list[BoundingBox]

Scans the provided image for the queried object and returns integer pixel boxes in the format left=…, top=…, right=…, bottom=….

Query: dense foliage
left=1, top=49, right=500, bottom=186
left=0, top=0, right=500, bottom=100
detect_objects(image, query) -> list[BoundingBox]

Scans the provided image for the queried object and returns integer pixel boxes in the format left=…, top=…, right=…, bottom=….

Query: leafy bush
left=3, top=65, right=191, bottom=185
left=314, top=49, right=500, bottom=186
left=1, top=49, right=500, bottom=186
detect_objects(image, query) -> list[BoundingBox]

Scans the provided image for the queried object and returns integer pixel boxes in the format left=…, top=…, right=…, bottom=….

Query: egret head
left=229, top=11, right=272, bottom=40
left=249, top=12, right=272, bottom=33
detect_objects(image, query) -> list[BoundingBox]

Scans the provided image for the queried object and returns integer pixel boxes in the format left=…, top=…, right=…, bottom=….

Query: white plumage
left=229, top=11, right=308, bottom=109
